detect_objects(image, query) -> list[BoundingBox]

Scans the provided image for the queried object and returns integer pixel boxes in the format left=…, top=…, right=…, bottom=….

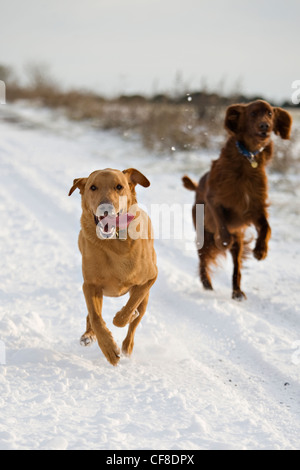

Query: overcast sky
left=0, top=0, right=299, bottom=101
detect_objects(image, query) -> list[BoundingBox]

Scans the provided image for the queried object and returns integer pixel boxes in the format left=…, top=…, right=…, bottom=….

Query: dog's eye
left=268, top=111, right=273, bottom=117
left=116, top=184, right=123, bottom=191
left=250, top=111, right=257, bottom=117
left=90, top=185, right=97, bottom=191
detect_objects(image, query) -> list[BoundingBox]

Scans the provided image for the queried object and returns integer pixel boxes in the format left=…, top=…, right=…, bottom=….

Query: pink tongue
left=116, top=213, right=135, bottom=229
left=100, top=213, right=135, bottom=230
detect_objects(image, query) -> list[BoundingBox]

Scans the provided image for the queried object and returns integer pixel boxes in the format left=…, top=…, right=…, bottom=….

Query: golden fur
left=69, top=168, right=157, bottom=366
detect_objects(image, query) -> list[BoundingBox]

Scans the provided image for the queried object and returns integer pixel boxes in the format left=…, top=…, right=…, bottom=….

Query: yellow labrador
left=69, top=168, right=158, bottom=366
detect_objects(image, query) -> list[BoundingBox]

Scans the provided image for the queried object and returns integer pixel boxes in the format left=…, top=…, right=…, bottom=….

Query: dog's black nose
left=98, top=201, right=116, bottom=216
left=259, top=122, right=270, bottom=131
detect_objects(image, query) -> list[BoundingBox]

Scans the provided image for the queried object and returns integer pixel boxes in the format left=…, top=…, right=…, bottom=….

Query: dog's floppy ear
left=123, top=168, right=150, bottom=188
left=68, top=178, right=88, bottom=196
left=224, top=104, right=245, bottom=135
left=273, top=107, right=292, bottom=140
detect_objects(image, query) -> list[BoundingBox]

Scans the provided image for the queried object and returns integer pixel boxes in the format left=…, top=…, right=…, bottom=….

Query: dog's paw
left=232, top=289, right=247, bottom=301
left=253, top=244, right=268, bottom=261
left=104, top=345, right=121, bottom=366
left=202, top=279, right=214, bottom=291
left=80, top=332, right=96, bottom=347
left=122, top=338, right=134, bottom=357
left=97, top=333, right=121, bottom=366
left=113, top=308, right=128, bottom=328
left=113, top=308, right=139, bottom=328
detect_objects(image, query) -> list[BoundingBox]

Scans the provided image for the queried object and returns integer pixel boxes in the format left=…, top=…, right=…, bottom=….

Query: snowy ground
left=0, top=102, right=300, bottom=450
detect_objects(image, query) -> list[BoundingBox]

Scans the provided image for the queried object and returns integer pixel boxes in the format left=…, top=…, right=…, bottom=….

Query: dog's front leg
left=122, top=293, right=150, bottom=356
left=206, top=194, right=233, bottom=250
left=113, top=277, right=157, bottom=328
left=82, top=283, right=120, bottom=366
left=80, top=315, right=96, bottom=347
left=253, top=214, right=271, bottom=261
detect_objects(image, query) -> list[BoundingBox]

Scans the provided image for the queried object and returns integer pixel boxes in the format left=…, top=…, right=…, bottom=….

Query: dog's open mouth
left=94, top=206, right=135, bottom=239
left=257, top=131, right=270, bottom=140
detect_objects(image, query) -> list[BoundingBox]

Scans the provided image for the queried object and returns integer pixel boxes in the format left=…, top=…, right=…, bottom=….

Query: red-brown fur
left=183, top=100, right=292, bottom=300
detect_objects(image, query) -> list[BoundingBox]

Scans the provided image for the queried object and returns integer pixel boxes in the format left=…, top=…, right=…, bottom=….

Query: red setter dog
left=183, top=100, right=292, bottom=300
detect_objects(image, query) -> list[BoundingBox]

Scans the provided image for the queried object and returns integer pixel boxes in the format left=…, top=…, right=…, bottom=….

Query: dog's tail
left=182, top=175, right=198, bottom=191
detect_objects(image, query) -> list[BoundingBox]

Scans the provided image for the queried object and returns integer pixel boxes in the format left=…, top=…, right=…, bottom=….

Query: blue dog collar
left=236, top=141, right=265, bottom=168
